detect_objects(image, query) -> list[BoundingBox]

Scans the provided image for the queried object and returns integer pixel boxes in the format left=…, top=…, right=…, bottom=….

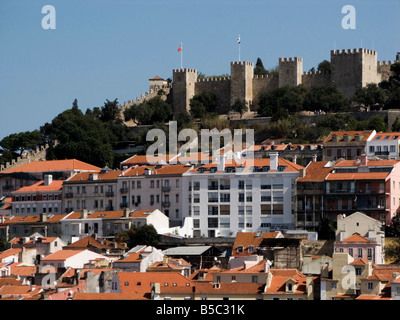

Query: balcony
left=120, top=202, right=128, bottom=208
left=120, top=187, right=128, bottom=194
left=162, top=201, right=171, bottom=208
left=162, top=186, right=171, bottom=192
left=106, top=191, right=114, bottom=197
left=65, top=192, right=74, bottom=198
left=374, top=151, right=390, bottom=156
left=219, top=185, right=230, bottom=190
left=208, top=185, right=219, bottom=190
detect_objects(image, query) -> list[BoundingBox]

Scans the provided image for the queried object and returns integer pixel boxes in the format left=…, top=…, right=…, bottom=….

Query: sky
left=0, top=0, right=399, bottom=141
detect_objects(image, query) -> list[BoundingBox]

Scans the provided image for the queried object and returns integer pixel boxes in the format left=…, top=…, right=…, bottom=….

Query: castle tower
left=172, top=68, right=198, bottom=113
left=331, top=48, right=379, bottom=97
left=278, top=57, right=303, bottom=88
left=230, top=61, right=254, bottom=107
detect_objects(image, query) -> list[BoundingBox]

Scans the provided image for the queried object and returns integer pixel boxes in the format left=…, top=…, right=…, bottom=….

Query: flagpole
left=181, top=42, right=183, bottom=69
left=238, top=35, right=241, bottom=62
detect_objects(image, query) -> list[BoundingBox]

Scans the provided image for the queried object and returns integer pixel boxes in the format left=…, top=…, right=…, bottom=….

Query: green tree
left=189, top=91, right=218, bottom=117
left=317, top=60, right=331, bottom=73
left=303, top=87, right=350, bottom=113
left=100, top=98, right=121, bottom=123
left=41, top=100, right=115, bottom=168
left=385, top=237, right=400, bottom=263
left=123, top=96, right=172, bottom=125
left=0, top=130, right=44, bottom=157
left=254, top=58, right=268, bottom=76
left=231, top=99, right=248, bottom=118
left=366, top=115, right=387, bottom=132
left=117, top=224, right=159, bottom=248
left=392, top=117, right=400, bottom=132
left=354, top=83, right=387, bottom=109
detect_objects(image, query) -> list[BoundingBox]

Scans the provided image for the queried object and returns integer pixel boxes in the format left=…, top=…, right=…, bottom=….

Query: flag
left=238, top=35, right=240, bottom=44
left=178, top=44, right=182, bottom=52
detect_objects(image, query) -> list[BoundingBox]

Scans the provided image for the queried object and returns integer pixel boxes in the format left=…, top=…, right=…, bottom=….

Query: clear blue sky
left=0, top=0, right=399, bottom=141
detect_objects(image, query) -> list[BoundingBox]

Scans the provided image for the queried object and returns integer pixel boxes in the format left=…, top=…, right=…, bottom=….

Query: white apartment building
left=182, top=153, right=304, bottom=237
left=117, top=164, right=192, bottom=226
left=366, top=132, right=400, bottom=159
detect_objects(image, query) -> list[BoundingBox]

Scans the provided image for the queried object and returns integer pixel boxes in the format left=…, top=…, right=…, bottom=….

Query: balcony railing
left=162, top=186, right=171, bottom=192
left=162, top=201, right=171, bottom=208
left=120, top=188, right=128, bottom=194
left=65, top=192, right=74, bottom=198
left=106, top=191, right=114, bottom=197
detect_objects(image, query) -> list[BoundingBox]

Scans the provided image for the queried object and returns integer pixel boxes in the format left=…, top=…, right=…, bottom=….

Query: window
left=137, top=181, right=141, bottom=189
left=390, top=145, right=396, bottom=153
left=367, top=282, right=373, bottom=290
left=150, top=180, right=154, bottom=188
left=358, top=248, right=363, bottom=258
left=367, top=248, right=372, bottom=260
left=349, top=248, right=353, bottom=257
left=237, top=246, right=244, bottom=253
left=355, top=268, right=362, bottom=276
left=252, top=276, right=258, bottom=283
left=331, top=282, right=337, bottom=290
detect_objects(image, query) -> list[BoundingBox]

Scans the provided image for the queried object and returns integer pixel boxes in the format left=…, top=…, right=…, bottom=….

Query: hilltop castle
left=120, top=48, right=399, bottom=115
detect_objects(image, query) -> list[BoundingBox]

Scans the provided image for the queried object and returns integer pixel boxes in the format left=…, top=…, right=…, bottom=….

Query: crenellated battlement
left=253, top=74, right=273, bottom=79
left=378, top=60, right=396, bottom=66
left=197, top=76, right=231, bottom=82
left=331, top=48, right=377, bottom=55
left=279, top=57, right=303, bottom=63
left=231, top=61, right=254, bottom=67
left=173, top=68, right=198, bottom=74
left=303, top=70, right=330, bottom=76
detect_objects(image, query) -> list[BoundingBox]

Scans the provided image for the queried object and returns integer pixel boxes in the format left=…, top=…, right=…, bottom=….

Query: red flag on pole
left=178, top=44, right=182, bottom=52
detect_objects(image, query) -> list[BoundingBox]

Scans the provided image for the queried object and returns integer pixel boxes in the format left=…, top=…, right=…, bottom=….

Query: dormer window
left=237, top=245, right=244, bottom=253
left=248, top=245, right=255, bottom=253
left=285, top=279, right=296, bottom=293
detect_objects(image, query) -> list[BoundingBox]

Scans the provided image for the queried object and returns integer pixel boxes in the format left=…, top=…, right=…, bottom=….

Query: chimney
left=293, top=155, right=297, bottom=164
left=312, top=154, right=317, bottom=162
left=44, top=174, right=53, bottom=186
left=81, top=209, right=88, bottom=219
left=123, top=208, right=130, bottom=218
left=217, top=155, right=225, bottom=172
left=360, top=154, right=367, bottom=166
left=270, top=152, right=278, bottom=171
left=163, top=255, right=168, bottom=266
left=40, top=212, right=47, bottom=222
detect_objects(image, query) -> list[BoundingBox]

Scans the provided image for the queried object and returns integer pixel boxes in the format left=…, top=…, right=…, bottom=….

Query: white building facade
left=182, top=153, right=303, bottom=237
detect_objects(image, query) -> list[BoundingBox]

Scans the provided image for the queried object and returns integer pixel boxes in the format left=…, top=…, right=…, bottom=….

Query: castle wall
left=361, top=49, right=381, bottom=86
left=252, top=75, right=279, bottom=109
left=378, top=61, right=396, bottom=83
left=195, top=77, right=231, bottom=113
left=331, top=49, right=364, bottom=97
left=279, top=57, right=303, bottom=88
left=172, top=68, right=198, bottom=113
left=230, top=61, right=254, bottom=107
left=301, top=71, right=332, bottom=88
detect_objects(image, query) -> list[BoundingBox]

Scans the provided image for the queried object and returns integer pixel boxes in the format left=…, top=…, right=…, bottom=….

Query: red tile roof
left=297, top=161, right=331, bottom=182
left=67, top=170, right=122, bottom=182
left=232, top=232, right=282, bottom=257
left=41, top=249, right=86, bottom=261
left=13, top=180, right=64, bottom=193
left=340, top=233, right=371, bottom=243
left=264, top=269, right=308, bottom=295
left=325, top=172, right=389, bottom=181
left=323, top=130, right=375, bottom=143
left=116, top=272, right=194, bottom=294
left=73, top=292, right=149, bottom=300
left=64, top=235, right=125, bottom=250
left=1, top=159, right=100, bottom=174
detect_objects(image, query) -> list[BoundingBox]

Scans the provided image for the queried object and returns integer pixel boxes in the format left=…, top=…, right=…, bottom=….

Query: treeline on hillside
left=0, top=99, right=148, bottom=169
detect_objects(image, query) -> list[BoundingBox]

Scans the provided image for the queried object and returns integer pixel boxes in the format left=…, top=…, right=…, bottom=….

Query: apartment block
left=182, top=153, right=303, bottom=237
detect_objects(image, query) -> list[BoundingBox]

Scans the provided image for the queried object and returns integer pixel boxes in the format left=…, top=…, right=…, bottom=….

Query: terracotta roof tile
left=117, top=272, right=194, bottom=294
left=1, top=159, right=100, bottom=174
left=340, top=233, right=370, bottom=243
left=42, top=249, right=86, bottom=261
left=67, top=170, right=122, bottom=182
left=297, top=161, right=332, bottom=182
left=73, top=292, right=149, bottom=300
left=325, top=172, right=389, bottom=181
left=324, top=130, right=375, bottom=143
left=13, top=180, right=63, bottom=193
left=232, top=232, right=282, bottom=257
